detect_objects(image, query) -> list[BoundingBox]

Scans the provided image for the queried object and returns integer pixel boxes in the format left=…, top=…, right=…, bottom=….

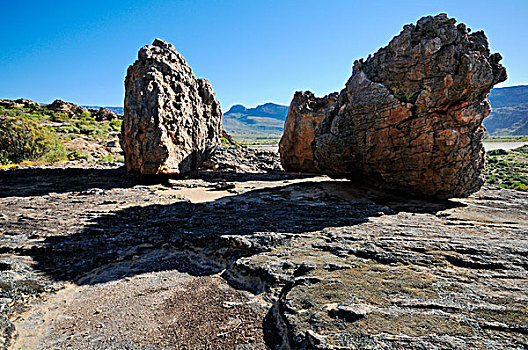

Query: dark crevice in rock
left=350, top=248, right=403, bottom=265
left=262, top=304, right=288, bottom=350
left=328, top=308, right=366, bottom=323
left=445, top=255, right=506, bottom=270
left=480, top=322, right=528, bottom=335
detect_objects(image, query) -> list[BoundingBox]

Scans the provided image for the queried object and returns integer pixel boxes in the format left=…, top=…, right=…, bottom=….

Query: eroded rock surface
left=204, top=145, right=282, bottom=173
left=1, top=157, right=526, bottom=349
left=121, top=39, right=222, bottom=175
left=279, top=91, right=337, bottom=172
left=47, top=99, right=89, bottom=116
left=283, top=14, right=507, bottom=198
left=91, top=107, right=119, bottom=122
left=0, top=99, right=38, bottom=109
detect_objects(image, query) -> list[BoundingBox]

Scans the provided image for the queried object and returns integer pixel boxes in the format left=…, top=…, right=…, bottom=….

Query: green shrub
left=511, top=182, right=528, bottom=192
left=80, top=111, right=93, bottom=120
left=0, top=151, right=9, bottom=165
left=54, top=125, right=81, bottom=134
left=67, top=149, right=90, bottom=161
left=0, top=116, right=66, bottom=164
left=109, top=119, right=122, bottom=131
left=39, top=139, right=67, bottom=163
left=486, top=175, right=497, bottom=184
left=488, top=149, right=509, bottom=156
left=513, top=145, right=528, bottom=154
left=391, top=88, right=419, bottom=103
left=50, top=112, right=71, bottom=123
left=96, top=153, right=124, bottom=164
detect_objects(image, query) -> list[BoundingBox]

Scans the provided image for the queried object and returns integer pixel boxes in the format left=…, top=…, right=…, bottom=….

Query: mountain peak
left=222, top=102, right=289, bottom=137
left=225, top=104, right=247, bottom=114
left=225, top=102, right=288, bottom=118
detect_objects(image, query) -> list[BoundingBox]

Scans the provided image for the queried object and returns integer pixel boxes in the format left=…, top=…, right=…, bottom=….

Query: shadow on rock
left=27, top=179, right=461, bottom=287
left=0, top=165, right=318, bottom=199
left=10, top=174, right=465, bottom=350
left=0, top=167, right=135, bottom=198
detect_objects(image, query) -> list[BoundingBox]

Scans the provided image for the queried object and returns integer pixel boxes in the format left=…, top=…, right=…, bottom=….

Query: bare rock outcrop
left=279, top=91, right=337, bottom=172
left=283, top=14, right=507, bottom=198
left=47, top=99, right=89, bottom=116
left=0, top=99, right=38, bottom=109
left=90, top=107, right=118, bottom=122
left=2, top=163, right=527, bottom=349
left=121, top=39, right=222, bottom=175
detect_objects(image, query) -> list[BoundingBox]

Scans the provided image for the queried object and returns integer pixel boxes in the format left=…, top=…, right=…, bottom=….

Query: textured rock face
left=279, top=91, right=337, bottom=172
left=0, top=99, right=38, bottom=109
left=122, top=39, right=222, bottom=175
left=92, top=107, right=118, bottom=122
left=284, top=14, right=507, bottom=198
left=47, top=100, right=89, bottom=116
left=2, top=163, right=527, bottom=349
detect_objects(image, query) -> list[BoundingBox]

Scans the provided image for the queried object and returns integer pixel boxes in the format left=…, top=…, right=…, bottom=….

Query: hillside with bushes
left=0, top=99, right=122, bottom=166
left=221, top=102, right=287, bottom=144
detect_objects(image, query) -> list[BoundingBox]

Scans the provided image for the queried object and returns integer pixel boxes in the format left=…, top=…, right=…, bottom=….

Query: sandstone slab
left=0, top=156, right=527, bottom=349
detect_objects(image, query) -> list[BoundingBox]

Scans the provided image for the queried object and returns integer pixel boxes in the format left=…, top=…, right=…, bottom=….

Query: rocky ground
left=0, top=147, right=527, bottom=349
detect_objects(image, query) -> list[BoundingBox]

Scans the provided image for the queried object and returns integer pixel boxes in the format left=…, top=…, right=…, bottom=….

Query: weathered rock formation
left=0, top=99, right=38, bottom=109
left=283, top=14, right=507, bottom=198
left=91, top=107, right=118, bottom=122
left=47, top=99, right=89, bottom=116
left=279, top=91, right=337, bottom=172
left=121, top=39, right=222, bottom=175
left=0, top=99, right=119, bottom=123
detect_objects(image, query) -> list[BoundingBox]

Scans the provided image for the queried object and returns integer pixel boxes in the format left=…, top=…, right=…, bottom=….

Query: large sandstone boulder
left=282, top=14, right=507, bottom=198
left=121, top=39, right=222, bottom=175
left=279, top=91, right=337, bottom=172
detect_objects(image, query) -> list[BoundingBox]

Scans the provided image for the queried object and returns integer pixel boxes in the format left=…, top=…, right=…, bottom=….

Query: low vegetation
left=0, top=116, right=65, bottom=164
left=486, top=145, right=528, bottom=192
left=235, top=135, right=281, bottom=146
left=484, top=135, right=528, bottom=142
left=0, top=104, right=121, bottom=165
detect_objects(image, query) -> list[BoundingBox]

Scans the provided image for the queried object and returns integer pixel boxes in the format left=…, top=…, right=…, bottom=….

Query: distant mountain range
left=221, top=102, right=288, bottom=137
left=486, top=85, right=528, bottom=136
left=85, top=85, right=526, bottom=138
left=221, top=85, right=528, bottom=138
left=82, top=106, right=124, bottom=116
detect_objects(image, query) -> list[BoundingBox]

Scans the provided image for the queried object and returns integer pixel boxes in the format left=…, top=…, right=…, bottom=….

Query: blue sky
left=1, top=0, right=527, bottom=109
